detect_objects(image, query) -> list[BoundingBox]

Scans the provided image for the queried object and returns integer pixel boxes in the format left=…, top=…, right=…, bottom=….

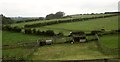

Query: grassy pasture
left=2, top=48, right=33, bottom=59
left=30, top=42, right=115, bottom=60
left=10, top=14, right=113, bottom=27
left=35, top=16, right=118, bottom=35
left=100, top=34, right=119, bottom=48
left=2, top=31, right=52, bottom=59
left=30, top=34, right=118, bottom=60
left=2, top=31, right=118, bottom=60
left=2, top=14, right=119, bottom=60
left=2, top=31, right=52, bottom=45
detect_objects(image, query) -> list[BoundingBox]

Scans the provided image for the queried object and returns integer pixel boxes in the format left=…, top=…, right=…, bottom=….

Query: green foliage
left=46, top=13, right=55, bottom=20
left=55, top=11, right=65, bottom=18
left=45, top=30, right=55, bottom=36
left=24, top=28, right=32, bottom=34
left=46, top=11, right=65, bottom=20
left=2, top=25, right=21, bottom=32
left=1, top=14, right=15, bottom=24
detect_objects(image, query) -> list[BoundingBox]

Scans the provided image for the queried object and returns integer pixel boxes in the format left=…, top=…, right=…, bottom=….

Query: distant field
left=35, top=16, right=118, bottom=35
left=10, top=14, right=113, bottom=27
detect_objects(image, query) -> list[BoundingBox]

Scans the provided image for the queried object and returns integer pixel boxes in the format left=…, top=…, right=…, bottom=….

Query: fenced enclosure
left=94, top=34, right=119, bottom=56
left=2, top=28, right=119, bottom=61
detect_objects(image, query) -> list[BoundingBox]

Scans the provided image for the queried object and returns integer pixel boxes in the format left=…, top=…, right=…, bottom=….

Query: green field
left=2, top=14, right=119, bottom=60
left=2, top=31, right=52, bottom=59
left=2, top=31, right=118, bottom=60
left=2, top=31, right=52, bottom=45
left=100, top=34, right=119, bottom=48
left=35, top=16, right=118, bottom=35
left=10, top=14, right=113, bottom=27
left=31, top=42, right=115, bottom=60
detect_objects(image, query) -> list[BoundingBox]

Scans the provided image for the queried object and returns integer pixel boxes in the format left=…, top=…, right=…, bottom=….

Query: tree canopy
left=46, top=11, right=65, bottom=20
left=0, top=14, right=15, bottom=24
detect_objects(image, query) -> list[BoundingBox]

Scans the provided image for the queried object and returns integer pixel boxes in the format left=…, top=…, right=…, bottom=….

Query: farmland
left=2, top=31, right=52, bottom=59
left=2, top=13, right=119, bottom=61
left=35, top=16, right=118, bottom=35
left=3, top=31, right=117, bottom=60
left=30, top=42, right=116, bottom=60
left=2, top=31, right=52, bottom=45
left=100, top=34, right=119, bottom=48
left=10, top=14, right=113, bottom=27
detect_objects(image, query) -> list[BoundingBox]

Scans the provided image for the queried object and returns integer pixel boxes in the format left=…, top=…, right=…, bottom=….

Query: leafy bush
left=45, top=30, right=55, bottom=36
left=24, top=28, right=32, bottom=34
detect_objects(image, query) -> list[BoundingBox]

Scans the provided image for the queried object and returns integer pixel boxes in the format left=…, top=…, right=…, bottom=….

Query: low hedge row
left=2, top=25, right=21, bottom=32
left=24, top=28, right=55, bottom=36
left=24, top=14, right=117, bottom=28
left=2, top=25, right=120, bottom=37
left=2, top=25, right=63, bottom=36
left=2, top=56, right=26, bottom=62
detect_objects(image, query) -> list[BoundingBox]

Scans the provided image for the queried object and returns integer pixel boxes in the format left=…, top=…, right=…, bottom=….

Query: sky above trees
left=0, top=0, right=119, bottom=17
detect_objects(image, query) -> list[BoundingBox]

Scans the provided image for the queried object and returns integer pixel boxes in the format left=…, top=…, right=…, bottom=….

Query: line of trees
left=2, top=25, right=64, bottom=36
left=3, top=24, right=120, bottom=37
left=2, top=25, right=21, bottom=32
left=0, top=14, right=15, bottom=24
left=24, top=14, right=117, bottom=28
left=24, top=29, right=55, bottom=36
left=16, top=17, right=44, bottom=23
left=46, top=11, right=65, bottom=20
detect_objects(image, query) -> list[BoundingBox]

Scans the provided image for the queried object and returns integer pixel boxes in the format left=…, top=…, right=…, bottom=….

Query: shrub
left=91, top=30, right=102, bottom=35
left=2, top=25, right=12, bottom=31
left=24, top=28, right=32, bottom=34
left=45, top=30, right=55, bottom=36
left=57, top=32, right=64, bottom=36
left=32, top=28, right=36, bottom=34
left=13, top=26, right=21, bottom=32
